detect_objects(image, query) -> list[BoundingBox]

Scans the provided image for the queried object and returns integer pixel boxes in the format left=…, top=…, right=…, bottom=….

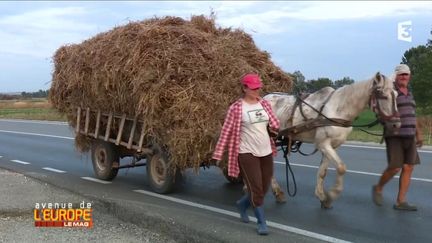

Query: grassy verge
left=348, top=129, right=383, bottom=143
left=1, top=99, right=431, bottom=145
left=347, top=109, right=383, bottom=143
left=0, top=99, right=66, bottom=121
left=347, top=109, right=432, bottom=145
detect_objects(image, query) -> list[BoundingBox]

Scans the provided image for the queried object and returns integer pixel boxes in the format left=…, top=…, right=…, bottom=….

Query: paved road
left=0, top=119, right=431, bottom=242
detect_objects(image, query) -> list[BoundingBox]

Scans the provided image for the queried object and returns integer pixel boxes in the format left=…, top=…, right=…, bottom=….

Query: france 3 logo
left=398, top=20, right=412, bottom=43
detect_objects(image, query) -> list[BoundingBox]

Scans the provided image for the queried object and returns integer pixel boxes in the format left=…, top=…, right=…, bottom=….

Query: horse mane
left=331, top=77, right=374, bottom=118
left=336, top=78, right=372, bottom=99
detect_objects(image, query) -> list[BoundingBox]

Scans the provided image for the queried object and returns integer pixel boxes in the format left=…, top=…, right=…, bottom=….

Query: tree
left=333, top=77, right=354, bottom=89
left=402, top=34, right=432, bottom=114
left=428, top=30, right=432, bottom=47
left=20, top=89, right=49, bottom=99
left=290, top=70, right=308, bottom=95
left=307, top=78, right=333, bottom=92
left=290, top=71, right=354, bottom=94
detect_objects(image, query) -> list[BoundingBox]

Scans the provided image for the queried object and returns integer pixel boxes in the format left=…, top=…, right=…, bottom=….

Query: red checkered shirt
left=212, top=98, right=280, bottom=178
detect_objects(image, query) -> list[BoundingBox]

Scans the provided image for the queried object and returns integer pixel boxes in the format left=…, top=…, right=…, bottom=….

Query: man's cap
left=395, top=64, right=411, bottom=75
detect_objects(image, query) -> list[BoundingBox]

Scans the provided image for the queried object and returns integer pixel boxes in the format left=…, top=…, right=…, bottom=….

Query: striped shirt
left=392, top=85, right=417, bottom=137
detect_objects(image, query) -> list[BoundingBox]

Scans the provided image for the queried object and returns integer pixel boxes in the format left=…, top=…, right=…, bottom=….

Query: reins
left=274, top=80, right=400, bottom=196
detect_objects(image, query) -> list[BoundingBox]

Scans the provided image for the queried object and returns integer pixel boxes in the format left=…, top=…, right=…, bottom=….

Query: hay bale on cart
left=49, top=15, right=292, bottom=193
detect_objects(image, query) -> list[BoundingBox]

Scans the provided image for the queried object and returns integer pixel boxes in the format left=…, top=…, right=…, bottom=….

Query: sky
left=0, top=1, right=431, bottom=92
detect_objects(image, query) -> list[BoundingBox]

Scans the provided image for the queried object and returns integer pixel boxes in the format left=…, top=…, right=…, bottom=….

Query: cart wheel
left=222, top=166, right=243, bottom=184
left=91, top=141, right=119, bottom=181
left=146, top=146, right=178, bottom=194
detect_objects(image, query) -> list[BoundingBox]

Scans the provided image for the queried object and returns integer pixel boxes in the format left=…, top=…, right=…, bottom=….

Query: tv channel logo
left=398, top=21, right=412, bottom=42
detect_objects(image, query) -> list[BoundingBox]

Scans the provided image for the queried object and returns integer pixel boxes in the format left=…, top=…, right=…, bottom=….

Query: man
left=372, top=64, right=423, bottom=211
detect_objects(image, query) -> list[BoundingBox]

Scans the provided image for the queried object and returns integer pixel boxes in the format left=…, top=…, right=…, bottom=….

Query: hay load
left=49, top=15, right=292, bottom=170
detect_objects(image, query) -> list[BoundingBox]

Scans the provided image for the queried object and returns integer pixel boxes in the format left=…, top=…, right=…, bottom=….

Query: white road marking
left=1, top=127, right=432, bottom=153
left=42, top=167, right=66, bottom=173
left=274, top=161, right=432, bottom=183
left=134, top=189, right=350, bottom=243
left=81, top=177, right=112, bottom=184
left=342, top=144, right=432, bottom=154
left=0, top=119, right=68, bottom=126
left=0, top=130, right=73, bottom=140
left=0, top=128, right=431, bottom=182
left=10, top=159, right=30, bottom=165
left=341, top=144, right=386, bottom=150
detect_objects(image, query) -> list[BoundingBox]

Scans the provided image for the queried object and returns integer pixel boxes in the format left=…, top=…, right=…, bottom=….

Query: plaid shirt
left=212, top=98, right=280, bottom=177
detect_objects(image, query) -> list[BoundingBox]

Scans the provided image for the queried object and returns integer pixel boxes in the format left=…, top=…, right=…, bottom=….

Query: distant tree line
left=21, top=89, right=49, bottom=98
left=289, top=27, right=431, bottom=114
left=401, top=29, right=432, bottom=114
left=0, top=94, right=20, bottom=100
left=0, top=89, right=49, bottom=100
left=290, top=70, right=355, bottom=95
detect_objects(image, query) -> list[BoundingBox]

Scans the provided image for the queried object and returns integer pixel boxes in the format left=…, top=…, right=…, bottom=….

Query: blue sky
left=0, top=1, right=431, bottom=92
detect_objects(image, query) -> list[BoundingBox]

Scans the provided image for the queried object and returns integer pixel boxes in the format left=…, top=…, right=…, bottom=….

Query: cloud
left=284, top=1, right=432, bottom=20
left=1, top=1, right=431, bottom=78
left=214, top=1, right=432, bottom=35
left=0, top=7, right=94, bottom=31
left=121, top=1, right=432, bottom=36
left=0, top=7, right=98, bottom=58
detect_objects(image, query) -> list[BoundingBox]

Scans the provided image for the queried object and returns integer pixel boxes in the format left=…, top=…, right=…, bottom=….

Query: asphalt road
left=0, top=119, right=431, bottom=243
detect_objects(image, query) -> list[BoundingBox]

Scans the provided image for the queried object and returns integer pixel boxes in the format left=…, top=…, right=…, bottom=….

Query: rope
left=271, top=89, right=388, bottom=198
left=291, top=141, right=318, bottom=156
left=296, top=95, right=384, bottom=137
left=356, top=128, right=383, bottom=137
left=280, top=143, right=297, bottom=197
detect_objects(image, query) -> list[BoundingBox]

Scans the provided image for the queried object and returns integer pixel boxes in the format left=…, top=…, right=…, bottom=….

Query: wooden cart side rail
left=75, top=107, right=150, bottom=153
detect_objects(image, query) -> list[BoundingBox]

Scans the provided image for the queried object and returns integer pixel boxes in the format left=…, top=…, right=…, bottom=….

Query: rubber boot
left=236, top=194, right=250, bottom=223
left=253, top=206, right=269, bottom=235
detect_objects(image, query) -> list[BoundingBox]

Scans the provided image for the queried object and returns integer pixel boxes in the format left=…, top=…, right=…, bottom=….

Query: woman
left=212, top=73, right=280, bottom=235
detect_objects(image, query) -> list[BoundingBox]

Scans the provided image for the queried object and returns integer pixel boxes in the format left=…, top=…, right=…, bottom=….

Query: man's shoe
left=393, top=202, right=417, bottom=211
left=372, top=185, right=383, bottom=206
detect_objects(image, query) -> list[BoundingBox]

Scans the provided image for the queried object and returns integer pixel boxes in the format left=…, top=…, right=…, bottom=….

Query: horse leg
left=321, top=145, right=347, bottom=205
left=315, top=155, right=331, bottom=208
left=242, top=179, right=248, bottom=194
left=271, top=176, right=286, bottom=203
left=243, top=175, right=286, bottom=203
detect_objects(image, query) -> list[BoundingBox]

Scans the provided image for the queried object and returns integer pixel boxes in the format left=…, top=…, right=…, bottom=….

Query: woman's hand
left=268, top=127, right=279, bottom=138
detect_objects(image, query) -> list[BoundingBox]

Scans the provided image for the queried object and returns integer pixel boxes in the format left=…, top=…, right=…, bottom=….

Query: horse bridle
left=370, top=83, right=400, bottom=123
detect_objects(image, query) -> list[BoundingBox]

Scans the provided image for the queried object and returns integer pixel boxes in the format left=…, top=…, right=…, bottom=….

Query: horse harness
left=275, top=90, right=371, bottom=197
left=274, top=77, right=399, bottom=197
left=277, top=91, right=352, bottom=142
left=370, top=86, right=400, bottom=122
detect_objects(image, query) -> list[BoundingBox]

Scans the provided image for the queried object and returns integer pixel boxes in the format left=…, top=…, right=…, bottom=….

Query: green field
left=0, top=99, right=431, bottom=144
left=348, top=109, right=432, bottom=145
left=348, top=109, right=384, bottom=143
left=0, top=108, right=66, bottom=121
left=0, top=99, right=66, bottom=121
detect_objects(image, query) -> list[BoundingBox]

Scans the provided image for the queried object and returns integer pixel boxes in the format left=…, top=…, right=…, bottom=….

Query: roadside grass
left=348, top=109, right=384, bottom=143
left=348, top=109, right=432, bottom=145
left=0, top=99, right=66, bottom=121
left=1, top=98, right=431, bottom=144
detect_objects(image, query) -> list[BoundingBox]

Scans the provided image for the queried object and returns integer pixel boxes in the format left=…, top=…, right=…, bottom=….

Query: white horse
left=264, top=72, right=400, bottom=208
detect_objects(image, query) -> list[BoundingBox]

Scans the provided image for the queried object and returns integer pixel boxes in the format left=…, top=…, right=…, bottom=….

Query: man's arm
left=416, top=120, right=424, bottom=147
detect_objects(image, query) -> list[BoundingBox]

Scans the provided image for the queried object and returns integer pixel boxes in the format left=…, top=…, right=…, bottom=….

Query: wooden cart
left=75, top=107, right=179, bottom=194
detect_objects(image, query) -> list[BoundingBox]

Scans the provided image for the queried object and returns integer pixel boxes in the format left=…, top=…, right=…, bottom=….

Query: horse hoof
left=320, top=192, right=333, bottom=209
left=275, top=193, right=287, bottom=204
left=320, top=201, right=333, bottom=209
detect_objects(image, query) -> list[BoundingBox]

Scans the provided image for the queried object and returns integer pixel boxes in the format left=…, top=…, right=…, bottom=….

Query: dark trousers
left=238, top=153, right=273, bottom=207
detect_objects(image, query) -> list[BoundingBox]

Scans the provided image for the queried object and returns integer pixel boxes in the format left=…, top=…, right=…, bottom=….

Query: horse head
left=370, top=72, right=401, bottom=134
